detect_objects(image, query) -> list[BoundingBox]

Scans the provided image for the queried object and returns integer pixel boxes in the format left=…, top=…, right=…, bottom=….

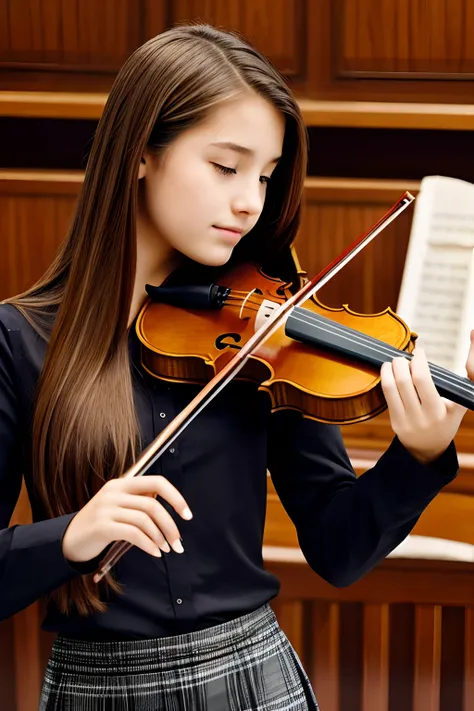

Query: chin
left=193, top=248, right=234, bottom=268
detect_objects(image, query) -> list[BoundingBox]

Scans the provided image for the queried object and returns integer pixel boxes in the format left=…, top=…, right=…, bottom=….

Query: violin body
left=137, top=262, right=416, bottom=425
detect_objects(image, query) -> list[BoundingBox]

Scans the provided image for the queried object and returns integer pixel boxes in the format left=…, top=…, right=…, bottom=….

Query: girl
left=1, top=23, right=473, bottom=711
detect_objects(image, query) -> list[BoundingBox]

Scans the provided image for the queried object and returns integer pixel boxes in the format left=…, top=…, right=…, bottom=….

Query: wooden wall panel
left=3, top=0, right=474, bottom=102
left=0, top=0, right=143, bottom=91
left=0, top=0, right=140, bottom=68
left=0, top=0, right=307, bottom=92
left=338, top=0, right=474, bottom=76
left=0, top=171, right=81, bottom=301
left=464, top=609, right=474, bottom=710
left=296, top=178, right=419, bottom=315
left=266, top=560, right=474, bottom=711
left=310, top=601, right=340, bottom=709
left=362, top=603, right=390, bottom=711
left=413, top=605, right=442, bottom=711
left=310, top=0, right=474, bottom=103
left=0, top=172, right=418, bottom=309
left=163, top=0, right=307, bottom=81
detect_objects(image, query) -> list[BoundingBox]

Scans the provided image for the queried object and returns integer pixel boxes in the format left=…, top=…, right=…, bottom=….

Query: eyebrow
left=210, top=142, right=281, bottom=164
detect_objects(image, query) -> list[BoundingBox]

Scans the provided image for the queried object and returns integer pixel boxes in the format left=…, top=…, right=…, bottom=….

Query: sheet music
left=397, top=176, right=474, bottom=374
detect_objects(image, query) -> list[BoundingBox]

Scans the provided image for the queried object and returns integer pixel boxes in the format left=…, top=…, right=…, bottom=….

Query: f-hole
left=215, top=333, right=242, bottom=351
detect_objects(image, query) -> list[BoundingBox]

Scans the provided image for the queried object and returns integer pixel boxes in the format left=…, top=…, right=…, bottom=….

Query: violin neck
left=286, top=307, right=474, bottom=411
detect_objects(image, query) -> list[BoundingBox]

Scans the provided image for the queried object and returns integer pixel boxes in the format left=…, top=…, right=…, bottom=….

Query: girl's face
left=137, top=92, right=285, bottom=267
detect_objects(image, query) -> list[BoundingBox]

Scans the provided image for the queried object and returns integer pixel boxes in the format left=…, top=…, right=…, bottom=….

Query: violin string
left=221, top=291, right=472, bottom=399
left=295, top=308, right=474, bottom=398
left=227, top=290, right=267, bottom=303
left=292, top=308, right=474, bottom=399
left=225, top=301, right=259, bottom=313
left=224, top=293, right=472, bottom=398
left=229, top=290, right=262, bottom=297
left=294, top=308, right=473, bottom=395
left=226, top=294, right=260, bottom=311
left=292, top=308, right=446, bottom=379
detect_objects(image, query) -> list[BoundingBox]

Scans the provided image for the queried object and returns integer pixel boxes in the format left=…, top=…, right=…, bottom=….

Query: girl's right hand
left=62, top=475, right=193, bottom=563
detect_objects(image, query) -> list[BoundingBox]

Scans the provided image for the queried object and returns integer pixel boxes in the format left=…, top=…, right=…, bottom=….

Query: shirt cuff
left=5, top=513, right=81, bottom=593
left=383, top=436, right=459, bottom=498
left=60, top=513, right=106, bottom=575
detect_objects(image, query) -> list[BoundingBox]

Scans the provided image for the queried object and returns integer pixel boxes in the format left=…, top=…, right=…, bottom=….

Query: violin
left=140, top=260, right=414, bottom=425
left=139, top=259, right=474, bottom=424
left=93, top=191, right=474, bottom=582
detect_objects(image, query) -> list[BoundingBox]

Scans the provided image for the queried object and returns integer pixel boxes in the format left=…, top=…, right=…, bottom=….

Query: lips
left=213, top=225, right=244, bottom=235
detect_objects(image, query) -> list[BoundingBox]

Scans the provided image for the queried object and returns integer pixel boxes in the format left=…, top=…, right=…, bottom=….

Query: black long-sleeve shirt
left=0, top=302, right=459, bottom=639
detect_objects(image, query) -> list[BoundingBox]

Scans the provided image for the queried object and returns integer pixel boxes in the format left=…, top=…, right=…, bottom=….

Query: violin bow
left=93, top=191, right=415, bottom=582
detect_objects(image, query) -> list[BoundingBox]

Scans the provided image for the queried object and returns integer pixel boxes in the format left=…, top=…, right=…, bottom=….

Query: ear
left=138, top=156, right=147, bottom=180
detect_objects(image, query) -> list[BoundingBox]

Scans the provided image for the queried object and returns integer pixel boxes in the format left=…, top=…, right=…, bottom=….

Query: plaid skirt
left=39, top=604, right=319, bottom=710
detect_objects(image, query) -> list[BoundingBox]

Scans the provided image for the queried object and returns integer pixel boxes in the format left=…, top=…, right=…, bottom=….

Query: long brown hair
left=3, top=24, right=308, bottom=615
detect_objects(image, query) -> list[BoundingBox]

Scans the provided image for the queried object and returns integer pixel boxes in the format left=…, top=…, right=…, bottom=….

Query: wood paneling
left=3, top=0, right=474, bottom=103
left=13, top=605, right=42, bottom=711
left=464, top=609, right=474, bottom=710
left=265, top=561, right=474, bottom=711
left=0, top=171, right=418, bottom=310
left=310, top=601, right=340, bottom=709
left=0, top=0, right=308, bottom=93
left=362, top=603, right=390, bottom=711
left=270, top=598, right=304, bottom=659
left=413, top=605, right=442, bottom=711
left=0, top=171, right=81, bottom=300
left=296, top=178, right=419, bottom=316
left=162, top=0, right=307, bottom=80
left=0, top=0, right=142, bottom=91
left=337, top=0, right=474, bottom=76
left=310, top=0, right=474, bottom=103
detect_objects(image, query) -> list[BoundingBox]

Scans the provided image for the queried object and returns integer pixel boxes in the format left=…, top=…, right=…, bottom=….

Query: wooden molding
left=2, top=91, right=474, bottom=130
left=297, top=99, right=474, bottom=130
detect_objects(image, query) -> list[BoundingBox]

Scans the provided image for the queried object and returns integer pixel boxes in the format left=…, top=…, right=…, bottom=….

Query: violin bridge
left=254, top=299, right=280, bottom=331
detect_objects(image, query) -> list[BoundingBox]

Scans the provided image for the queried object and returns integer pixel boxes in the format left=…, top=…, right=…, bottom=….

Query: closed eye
left=212, top=163, right=236, bottom=176
left=212, top=163, right=272, bottom=185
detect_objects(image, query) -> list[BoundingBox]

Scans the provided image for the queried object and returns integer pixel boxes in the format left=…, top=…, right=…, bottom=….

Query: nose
left=231, top=181, right=265, bottom=218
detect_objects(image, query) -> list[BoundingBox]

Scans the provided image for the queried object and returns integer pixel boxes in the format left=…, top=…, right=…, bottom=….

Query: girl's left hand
left=381, top=331, right=474, bottom=464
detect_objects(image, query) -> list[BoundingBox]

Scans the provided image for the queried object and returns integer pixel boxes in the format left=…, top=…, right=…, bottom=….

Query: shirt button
left=176, top=598, right=183, bottom=605
left=169, top=448, right=175, bottom=454
left=160, top=412, right=166, bottom=418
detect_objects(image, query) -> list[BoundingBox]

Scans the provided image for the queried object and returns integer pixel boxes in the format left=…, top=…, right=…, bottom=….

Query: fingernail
left=160, top=542, right=171, bottom=553
left=172, top=539, right=184, bottom=554
left=153, top=549, right=162, bottom=557
left=183, top=508, right=193, bottom=520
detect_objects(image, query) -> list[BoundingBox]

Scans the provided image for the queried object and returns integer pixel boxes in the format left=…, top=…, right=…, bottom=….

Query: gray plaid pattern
left=39, top=604, right=319, bottom=710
